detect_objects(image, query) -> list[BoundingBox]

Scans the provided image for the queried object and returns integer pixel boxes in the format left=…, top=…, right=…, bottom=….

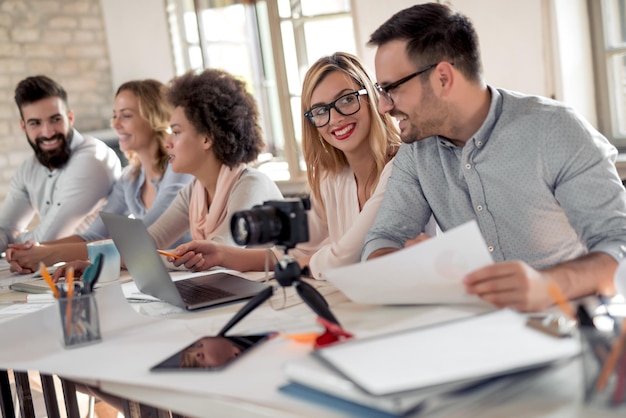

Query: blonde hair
left=114, top=79, right=172, bottom=180
left=301, top=52, right=400, bottom=207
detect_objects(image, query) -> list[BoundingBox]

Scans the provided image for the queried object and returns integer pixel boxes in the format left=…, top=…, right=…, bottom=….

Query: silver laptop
left=100, top=212, right=268, bottom=310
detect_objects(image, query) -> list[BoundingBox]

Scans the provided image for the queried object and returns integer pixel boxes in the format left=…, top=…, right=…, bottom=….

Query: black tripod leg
left=217, top=286, right=274, bottom=336
left=295, top=281, right=340, bottom=326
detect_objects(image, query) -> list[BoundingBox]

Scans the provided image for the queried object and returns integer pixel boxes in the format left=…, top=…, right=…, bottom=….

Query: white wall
left=352, top=0, right=548, bottom=95
left=99, top=0, right=175, bottom=88
left=351, top=0, right=597, bottom=125
left=351, top=0, right=419, bottom=77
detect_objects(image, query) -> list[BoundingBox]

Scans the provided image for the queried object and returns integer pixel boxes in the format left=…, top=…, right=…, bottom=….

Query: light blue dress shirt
left=362, top=87, right=626, bottom=269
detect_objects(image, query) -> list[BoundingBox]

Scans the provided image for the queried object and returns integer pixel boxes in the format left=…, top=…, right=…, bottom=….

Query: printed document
left=323, top=220, right=493, bottom=305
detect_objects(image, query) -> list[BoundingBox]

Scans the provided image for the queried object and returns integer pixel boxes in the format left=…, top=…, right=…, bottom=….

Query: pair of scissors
left=82, top=253, right=104, bottom=294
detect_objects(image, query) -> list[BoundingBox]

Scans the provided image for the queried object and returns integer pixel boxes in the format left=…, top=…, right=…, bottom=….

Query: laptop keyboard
left=175, top=279, right=235, bottom=304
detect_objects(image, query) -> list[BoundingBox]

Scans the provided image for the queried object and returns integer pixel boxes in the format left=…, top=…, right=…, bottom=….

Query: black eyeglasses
left=375, top=63, right=438, bottom=105
left=304, top=89, right=368, bottom=128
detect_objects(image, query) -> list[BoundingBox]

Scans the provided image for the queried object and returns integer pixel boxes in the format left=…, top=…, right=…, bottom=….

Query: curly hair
left=301, top=52, right=401, bottom=207
left=167, top=69, right=264, bottom=167
left=115, top=79, right=172, bottom=180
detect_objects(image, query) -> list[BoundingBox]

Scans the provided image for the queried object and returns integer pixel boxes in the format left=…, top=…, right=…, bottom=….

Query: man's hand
left=404, top=233, right=431, bottom=248
left=463, top=261, right=552, bottom=312
left=171, top=240, right=225, bottom=272
left=368, top=233, right=432, bottom=260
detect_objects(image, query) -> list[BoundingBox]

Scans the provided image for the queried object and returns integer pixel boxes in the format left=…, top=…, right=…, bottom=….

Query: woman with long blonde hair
left=170, top=52, right=407, bottom=279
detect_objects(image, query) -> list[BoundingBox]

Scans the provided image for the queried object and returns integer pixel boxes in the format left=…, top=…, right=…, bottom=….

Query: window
left=166, top=0, right=357, bottom=182
left=589, top=0, right=626, bottom=147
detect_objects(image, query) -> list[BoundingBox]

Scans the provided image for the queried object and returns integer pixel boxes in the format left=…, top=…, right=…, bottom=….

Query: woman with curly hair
left=6, top=79, right=193, bottom=273
left=169, top=52, right=432, bottom=279
left=145, top=69, right=283, bottom=250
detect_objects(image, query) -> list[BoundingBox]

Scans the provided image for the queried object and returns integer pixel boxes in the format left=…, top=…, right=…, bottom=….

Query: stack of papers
left=283, top=310, right=580, bottom=415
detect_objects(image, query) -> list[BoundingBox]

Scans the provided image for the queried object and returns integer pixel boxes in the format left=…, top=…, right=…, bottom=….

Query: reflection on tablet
left=151, top=333, right=276, bottom=371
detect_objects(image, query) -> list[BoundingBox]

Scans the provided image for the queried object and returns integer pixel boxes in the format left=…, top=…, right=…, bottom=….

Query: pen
left=546, top=281, right=576, bottom=319
left=157, top=250, right=180, bottom=260
left=66, top=266, right=75, bottom=298
left=595, top=319, right=626, bottom=391
left=611, top=347, right=626, bottom=405
left=39, top=262, right=60, bottom=298
left=65, top=266, right=75, bottom=335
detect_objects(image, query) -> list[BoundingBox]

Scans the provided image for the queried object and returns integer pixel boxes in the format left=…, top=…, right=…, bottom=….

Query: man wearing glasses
left=362, top=3, right=626, bottom=311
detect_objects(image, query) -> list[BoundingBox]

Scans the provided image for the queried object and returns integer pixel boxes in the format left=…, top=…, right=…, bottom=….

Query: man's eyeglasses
left=375, top=63, right=438, bottom=105
left=304, top=89, right=368, bottom=128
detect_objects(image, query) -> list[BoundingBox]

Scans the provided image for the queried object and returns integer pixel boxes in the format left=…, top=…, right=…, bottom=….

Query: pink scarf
left=189, top=164, right=246, bottom=240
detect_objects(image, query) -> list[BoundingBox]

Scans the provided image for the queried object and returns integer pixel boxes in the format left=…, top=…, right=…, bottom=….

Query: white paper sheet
left=323, top=221, right=493, bottom=305
left=314, top=309, right=581, bottom=396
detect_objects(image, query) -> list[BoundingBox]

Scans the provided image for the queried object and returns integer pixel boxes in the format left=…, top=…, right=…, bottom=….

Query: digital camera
left=230, top=197, right=310, bottom=249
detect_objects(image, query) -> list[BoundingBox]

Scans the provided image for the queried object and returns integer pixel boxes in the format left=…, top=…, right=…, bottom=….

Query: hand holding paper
left=323, top=221, right=493, bottom=305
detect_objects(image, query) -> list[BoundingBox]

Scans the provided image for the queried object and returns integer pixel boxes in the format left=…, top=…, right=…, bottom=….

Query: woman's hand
left=171, top=240, right=226, bottom=272
left=52, top=260, right=90, bottom=283
left=6, top=240, right=43, bottom=274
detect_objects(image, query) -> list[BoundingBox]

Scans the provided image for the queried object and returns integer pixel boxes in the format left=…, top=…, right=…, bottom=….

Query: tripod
left=217, top=249, right=340, bottom=337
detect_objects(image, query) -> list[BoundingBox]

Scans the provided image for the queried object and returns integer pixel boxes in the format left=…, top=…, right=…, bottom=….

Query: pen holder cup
left=58, top=293, right=102, bottom=348
left=579, top=321, right=626, bottom=409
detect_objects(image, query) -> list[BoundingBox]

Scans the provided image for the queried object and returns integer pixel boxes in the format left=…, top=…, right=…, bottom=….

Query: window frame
left=166, top=0, right=356, bottom=184
left=589, top=0, right=626, bottom=148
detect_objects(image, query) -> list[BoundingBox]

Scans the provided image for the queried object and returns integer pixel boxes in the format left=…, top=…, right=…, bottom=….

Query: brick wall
left=0, top=0, right=114, bottom=203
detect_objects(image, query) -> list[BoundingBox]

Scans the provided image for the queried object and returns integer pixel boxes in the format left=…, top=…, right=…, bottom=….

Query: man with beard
left=0, top=75, right=121, bottom=253
left=362, top=3, right=626, bottom=312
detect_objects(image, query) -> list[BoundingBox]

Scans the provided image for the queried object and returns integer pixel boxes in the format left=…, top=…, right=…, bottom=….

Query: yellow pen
left=39, top=262, right=60, bottom=298
left=157, top=249, right=180, bottom=260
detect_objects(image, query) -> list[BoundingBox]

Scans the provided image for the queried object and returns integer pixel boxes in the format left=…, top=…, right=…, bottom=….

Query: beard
left=27, top=129, right=73, bottom=169
left=395, top=83, right=448, bottom=144
left=400, top=114, right=445, bottom=144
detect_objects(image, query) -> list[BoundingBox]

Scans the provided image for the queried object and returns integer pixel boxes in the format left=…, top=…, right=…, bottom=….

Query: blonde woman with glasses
left=170, top=52, right=435, bottom=279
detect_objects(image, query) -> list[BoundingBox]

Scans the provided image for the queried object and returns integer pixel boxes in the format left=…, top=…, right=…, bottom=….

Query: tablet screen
left=151, top=333, right=276, bottom=371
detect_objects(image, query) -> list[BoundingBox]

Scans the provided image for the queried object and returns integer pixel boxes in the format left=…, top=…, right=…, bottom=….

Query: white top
left=289, top=160, right=438, bottom=279
left=289, top=161, right=390, bottom=279
left=0, top=130, right=122, bottom=251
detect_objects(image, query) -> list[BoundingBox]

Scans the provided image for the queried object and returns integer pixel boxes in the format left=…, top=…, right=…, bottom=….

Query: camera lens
left=230, top=206, right=283, bottom=246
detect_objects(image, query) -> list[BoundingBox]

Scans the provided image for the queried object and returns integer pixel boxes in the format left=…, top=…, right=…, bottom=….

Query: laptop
left=100, top=212, right=268, bottom=310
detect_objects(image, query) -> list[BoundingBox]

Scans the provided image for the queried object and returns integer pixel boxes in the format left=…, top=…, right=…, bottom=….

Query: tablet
left=150, top=333, right=276, bottom=371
